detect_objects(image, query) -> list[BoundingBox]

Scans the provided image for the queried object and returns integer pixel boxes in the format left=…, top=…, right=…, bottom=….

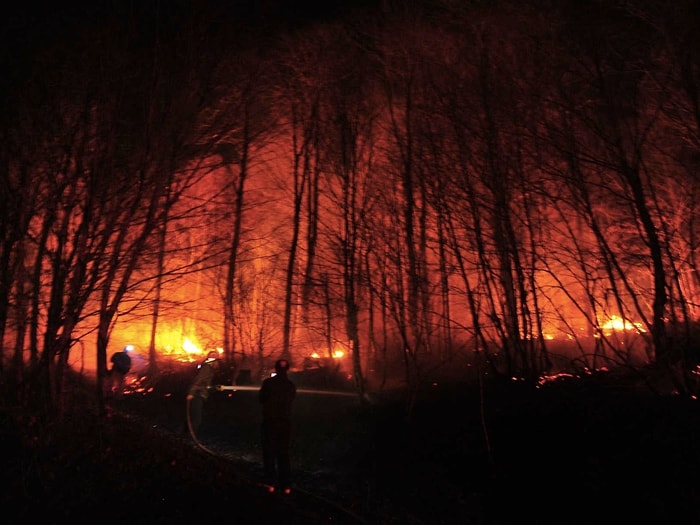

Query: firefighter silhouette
left=259, top=359, right=297, bottom=494
left=186, top=351, right=220, bottom=435
left=108, top=345, right=132, bottom=399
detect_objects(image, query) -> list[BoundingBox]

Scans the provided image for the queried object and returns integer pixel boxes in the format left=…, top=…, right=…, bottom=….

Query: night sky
left=1, top=0, right=383, bottom=43
left=0, top=0, right=376, bottom=118
left=0, top=0, right=387, bottom=85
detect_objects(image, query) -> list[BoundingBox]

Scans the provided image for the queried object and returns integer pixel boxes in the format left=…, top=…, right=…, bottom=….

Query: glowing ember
left=310, top=347, right=346, bottom=360
left=599, top=315, right=646, bottom=335
left=183, top=337, right=202, bottom=356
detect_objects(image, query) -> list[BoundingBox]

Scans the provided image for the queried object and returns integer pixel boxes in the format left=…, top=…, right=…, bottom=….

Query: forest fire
left=5, top=3, right=700, bottom=523
left=5, top=0, right=700, bottom=423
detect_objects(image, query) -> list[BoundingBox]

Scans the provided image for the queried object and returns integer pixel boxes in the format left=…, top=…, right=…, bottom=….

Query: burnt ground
left=3, top=369, right=700, bottom=524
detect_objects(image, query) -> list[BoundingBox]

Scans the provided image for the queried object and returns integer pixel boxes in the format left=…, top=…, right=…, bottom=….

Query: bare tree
left=316, top=22, right=382, bottom=400
left=270, top=30, right=331, bottom=363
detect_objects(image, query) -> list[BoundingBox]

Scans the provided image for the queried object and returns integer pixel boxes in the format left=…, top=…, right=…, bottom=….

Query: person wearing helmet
left=186, top=351, right=220, bottom=436
left=108, top=345, right=133, bottom=400
left=259, top=358, right=297, bottom=494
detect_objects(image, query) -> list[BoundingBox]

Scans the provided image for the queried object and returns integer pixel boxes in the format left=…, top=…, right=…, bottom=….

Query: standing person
left=108, top=345, right=133, bottom=399
left=186, top=350, right=220, bottom=436
left=259, top=359, right=297, bottom=494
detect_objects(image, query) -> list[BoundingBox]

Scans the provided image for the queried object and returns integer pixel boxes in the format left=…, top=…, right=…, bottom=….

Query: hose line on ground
left=183, top=389, right=369, bottom=525
left=185, top=394, right=217, bottom=456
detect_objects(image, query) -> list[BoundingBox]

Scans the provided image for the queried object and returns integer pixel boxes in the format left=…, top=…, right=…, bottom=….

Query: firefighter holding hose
left=259, top=358, right=297, bottom=494
left=186, top=350, right=220, bottom=436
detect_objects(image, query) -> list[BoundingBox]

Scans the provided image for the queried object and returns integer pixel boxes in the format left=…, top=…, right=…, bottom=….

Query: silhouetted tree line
left=2, top=0, right=700, bottom=417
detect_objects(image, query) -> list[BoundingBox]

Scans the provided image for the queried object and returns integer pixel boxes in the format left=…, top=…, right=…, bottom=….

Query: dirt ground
left=4, top=368, right=700, bottom=524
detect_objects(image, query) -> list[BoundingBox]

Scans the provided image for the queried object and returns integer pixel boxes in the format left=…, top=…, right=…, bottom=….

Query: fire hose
left=216, top=384, right=357, bottom=396
left=183, top=385, right=369, bottom=524
left=185, top=394, right=218, bottom=457
left=185, top=384, right=357, bottom=456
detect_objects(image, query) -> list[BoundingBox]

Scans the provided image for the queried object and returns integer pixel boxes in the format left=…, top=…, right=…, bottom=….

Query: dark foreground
left=3, top=369, right=700, bottom=524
